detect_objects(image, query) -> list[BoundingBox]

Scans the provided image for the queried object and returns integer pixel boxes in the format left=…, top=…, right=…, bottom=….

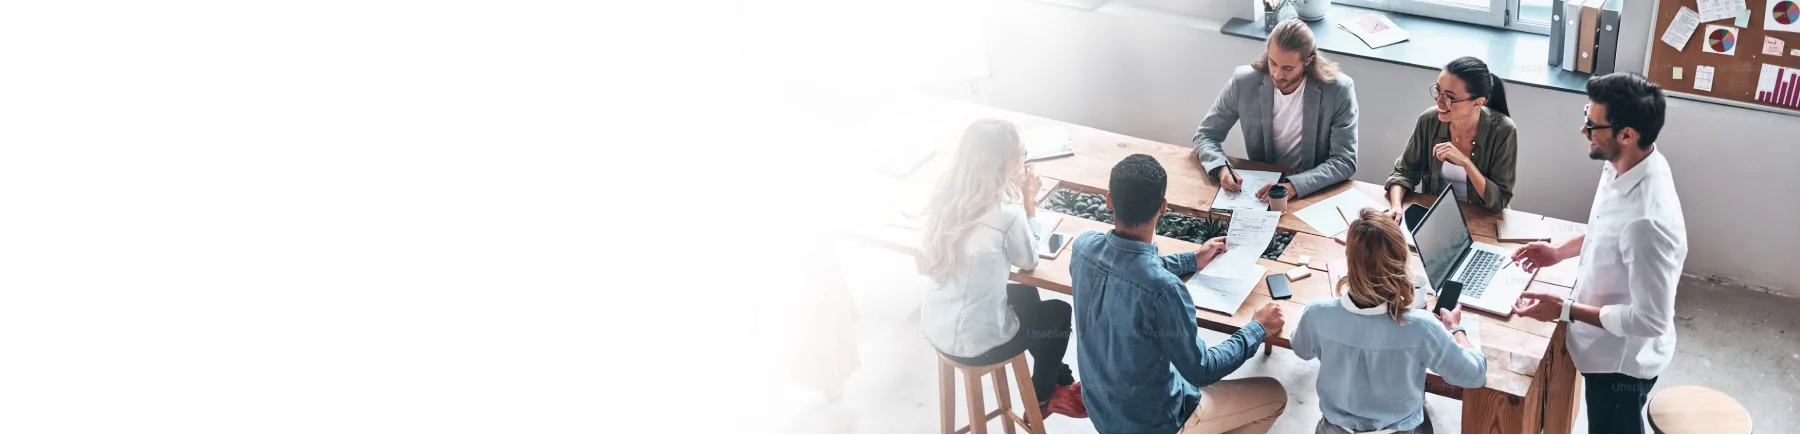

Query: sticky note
left=1793, top=49, right=1800, bottom=56
left=1673, top=67, right=1684, bottom=79
left=1766, top=37, right=1786, bottom=56
left=1735, top=9, right=1750, bottom=28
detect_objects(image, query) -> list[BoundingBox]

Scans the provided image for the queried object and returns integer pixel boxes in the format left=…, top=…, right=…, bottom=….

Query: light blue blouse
left=1291, top=293, right=1487, bottom=432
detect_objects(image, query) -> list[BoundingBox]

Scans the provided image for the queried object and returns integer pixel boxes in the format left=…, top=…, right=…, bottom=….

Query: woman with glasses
left=1384, top=56, right=1518, bottom=217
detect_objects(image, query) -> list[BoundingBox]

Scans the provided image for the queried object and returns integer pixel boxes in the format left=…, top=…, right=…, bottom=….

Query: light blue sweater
left=1291, top=294, right=1487, bottom=432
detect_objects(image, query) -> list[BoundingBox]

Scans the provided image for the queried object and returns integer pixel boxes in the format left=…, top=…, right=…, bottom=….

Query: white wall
left=957, top=0, right=1800, bottom=296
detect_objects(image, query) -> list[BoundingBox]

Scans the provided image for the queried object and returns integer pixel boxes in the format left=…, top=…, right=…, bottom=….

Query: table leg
left=1533, top=323, right=1582, bottom=433
left=1461, top=387, right=1528, bottom=434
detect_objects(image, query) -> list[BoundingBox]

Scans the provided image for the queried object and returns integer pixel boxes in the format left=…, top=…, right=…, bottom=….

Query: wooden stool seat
left=1648, top=385, right=1751, bottom=434
left=938, top=353, right=1047, bottom=434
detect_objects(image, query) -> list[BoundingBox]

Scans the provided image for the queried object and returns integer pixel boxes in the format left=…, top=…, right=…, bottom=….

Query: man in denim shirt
left=1071, top=154, right=1289, bottom=434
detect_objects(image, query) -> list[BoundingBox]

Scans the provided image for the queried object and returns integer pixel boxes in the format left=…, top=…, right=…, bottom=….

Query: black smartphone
left=1266, top=274, right=1292, bottom=300
left=1434, top=280, right=1464, bottom=313
left=1040, top=232, right=1071, bottom=259
left=1403, top=204, right=1430, bottom=232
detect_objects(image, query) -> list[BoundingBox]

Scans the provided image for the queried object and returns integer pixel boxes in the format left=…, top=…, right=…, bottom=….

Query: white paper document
left=1294, top=190, right=1389, bottom=238
left=1774, top=0, right=1800, bottom=34
left=1211, top=170, right=1282, bottom=211
left=1699, top=25, right=1739, bottom=55
left=1201, top=210, right=1282, bottom=276
left=1661, top=7, right=1703, bottom=51
left=1497, top=217, right=1552, bottom=242
left=1758, top=63, right=1783, bottom=94
left=1698, top=0, right=1746, bottom=22
left=1337, top=14, right=1410, bottom=49
left=1188, top=264, right=1269, bottom=314
left=1695, top=65, right=1717, bottom=92
left=1022, top=126, right=1074, bottom=162
left=1033, top=212, right=1065, bottom=255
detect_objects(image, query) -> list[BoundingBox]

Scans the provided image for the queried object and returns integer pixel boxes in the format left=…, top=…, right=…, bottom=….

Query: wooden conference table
left=847, top=97, right=1586, bottom=433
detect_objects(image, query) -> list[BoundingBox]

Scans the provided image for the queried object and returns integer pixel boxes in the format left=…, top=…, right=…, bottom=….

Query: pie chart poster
left=1771, top=0, right=1800, bottom=34
left=1703, top=24, right=1740, bottom=55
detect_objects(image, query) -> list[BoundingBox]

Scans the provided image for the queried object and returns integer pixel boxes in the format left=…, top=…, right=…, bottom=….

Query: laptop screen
left=1413, top=185, right=1473, bottom=288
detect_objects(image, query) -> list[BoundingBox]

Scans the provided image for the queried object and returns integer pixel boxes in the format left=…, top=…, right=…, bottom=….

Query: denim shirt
left=1071, top=230, right=1267, bottom=434
left=1291, top=294, right=1487, bottom=432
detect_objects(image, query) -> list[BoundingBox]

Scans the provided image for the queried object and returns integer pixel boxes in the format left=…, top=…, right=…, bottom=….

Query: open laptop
left=1412, top=185, right=1527, bottom=315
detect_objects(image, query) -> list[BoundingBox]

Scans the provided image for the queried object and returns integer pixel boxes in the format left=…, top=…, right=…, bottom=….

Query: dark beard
left=1588, top=140, right=1615, bottom=161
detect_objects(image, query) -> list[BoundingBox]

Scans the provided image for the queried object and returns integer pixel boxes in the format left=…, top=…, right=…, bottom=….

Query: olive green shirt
left=1385, top=106, right=1518, bottom=211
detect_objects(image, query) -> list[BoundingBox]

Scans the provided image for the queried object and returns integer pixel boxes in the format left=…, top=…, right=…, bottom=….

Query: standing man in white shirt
left=1193, top=19, right=1358, bottom=200
left=1509, top=72, right=1685, bottom=434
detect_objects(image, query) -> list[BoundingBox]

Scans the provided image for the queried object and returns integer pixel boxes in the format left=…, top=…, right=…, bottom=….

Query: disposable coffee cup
left=1268, top=185, right=1290, bottom=212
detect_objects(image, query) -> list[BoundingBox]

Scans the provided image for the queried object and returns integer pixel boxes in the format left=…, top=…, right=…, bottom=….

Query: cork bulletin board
left=1646, top=0, right=1800, bottom=116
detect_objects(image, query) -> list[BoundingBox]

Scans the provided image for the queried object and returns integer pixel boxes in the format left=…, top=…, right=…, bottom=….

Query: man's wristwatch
left=1558, top=297, right=1573, bottom=323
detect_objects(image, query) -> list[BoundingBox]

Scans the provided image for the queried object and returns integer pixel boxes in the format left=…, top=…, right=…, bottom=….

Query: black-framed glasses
left=1429, top=84, right=1477, bottom=105
left=1582, top=103, right=1619, bottom=138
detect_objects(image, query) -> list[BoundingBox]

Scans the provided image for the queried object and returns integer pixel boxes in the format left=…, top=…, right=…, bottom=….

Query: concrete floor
left=761, top=244, right=1798, bottom=433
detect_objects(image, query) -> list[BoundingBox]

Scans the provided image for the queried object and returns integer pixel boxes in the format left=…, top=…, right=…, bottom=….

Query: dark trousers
left=1583, top=372, right=1658, bottom=434
left=942, top=284, right=1075, bottom=403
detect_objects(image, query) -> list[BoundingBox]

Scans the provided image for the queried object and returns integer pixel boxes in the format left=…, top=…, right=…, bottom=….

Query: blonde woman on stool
left=920, top=119, right=1085, bottom=418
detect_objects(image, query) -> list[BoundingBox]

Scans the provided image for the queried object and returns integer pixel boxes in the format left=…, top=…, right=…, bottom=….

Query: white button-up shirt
left=1569, top=150, right=1686, bottom=379
left=921, top=204, right=1041, bottom=358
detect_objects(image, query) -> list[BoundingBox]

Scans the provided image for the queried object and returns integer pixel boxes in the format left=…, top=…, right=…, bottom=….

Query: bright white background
left=0, top=1, right=737, bottom=432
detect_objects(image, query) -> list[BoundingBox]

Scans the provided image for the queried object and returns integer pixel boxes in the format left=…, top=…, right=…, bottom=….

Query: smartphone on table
left=1039, top=232, right=1071, bottom=259
left=1266, top=274, right=1292, bottom=300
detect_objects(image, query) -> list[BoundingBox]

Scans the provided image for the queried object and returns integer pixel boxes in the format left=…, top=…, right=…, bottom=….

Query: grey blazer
left=1193, top=65, right=1359, bottom=197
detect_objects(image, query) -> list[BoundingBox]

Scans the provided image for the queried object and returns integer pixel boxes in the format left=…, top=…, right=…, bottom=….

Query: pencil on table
left=1331, top=207, right=1354, bottom=245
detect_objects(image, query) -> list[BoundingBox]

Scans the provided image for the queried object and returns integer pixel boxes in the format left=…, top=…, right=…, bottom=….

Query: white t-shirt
left=1440, top=162, right=1471, bottom=200
left=1271, top=79, right=1307, bottom=170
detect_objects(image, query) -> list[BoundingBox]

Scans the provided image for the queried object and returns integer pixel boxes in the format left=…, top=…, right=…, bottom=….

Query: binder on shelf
left=1576, top=0, right=1604, bottom=73
left=1561, top=0, right=1582, bottom=71
left=1548, top=0, right=1566, bottom=67
left=1594, top=0, right=1623, bottom=75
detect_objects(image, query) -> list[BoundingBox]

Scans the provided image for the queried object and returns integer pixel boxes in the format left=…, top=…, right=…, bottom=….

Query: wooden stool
left=937, top=353, right=1046, bottom=434
left=1647, top=385, right=1752, bottom=434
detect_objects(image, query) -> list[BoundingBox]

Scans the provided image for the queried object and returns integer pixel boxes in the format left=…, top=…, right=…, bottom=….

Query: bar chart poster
left=1756, top=64, right=1800, bottom=110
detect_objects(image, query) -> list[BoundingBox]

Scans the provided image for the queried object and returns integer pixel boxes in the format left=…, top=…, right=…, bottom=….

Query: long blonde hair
left=920, top=119, right=1027, bottom=285
left=1337, top=208, right=1414, bottom=324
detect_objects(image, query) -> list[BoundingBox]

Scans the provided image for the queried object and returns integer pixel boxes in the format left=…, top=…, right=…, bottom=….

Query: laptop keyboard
left=1457, top=250, right=1504, bottom=298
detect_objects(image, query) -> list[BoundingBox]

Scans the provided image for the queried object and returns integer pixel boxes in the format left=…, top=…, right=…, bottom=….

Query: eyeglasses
left=1582, top=103, right=1619, bottom=138
left=1429, top=84, right=1478, bottom=105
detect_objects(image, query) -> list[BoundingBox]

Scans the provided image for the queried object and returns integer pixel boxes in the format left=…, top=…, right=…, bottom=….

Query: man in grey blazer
left=1194, top=19, right=1358, bottom=200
